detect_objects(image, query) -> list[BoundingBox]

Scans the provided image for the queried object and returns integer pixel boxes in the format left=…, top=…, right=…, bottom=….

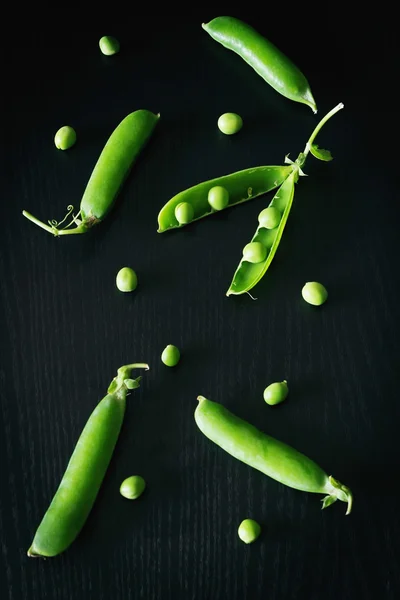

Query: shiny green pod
left=27, top=363, right=149, bottom=558
left=227, top=103, right=344, bottom=297
left=202, top=16, right=317, bottom=113
left=195, top=396, right=353, bottom=514
left=23, top=110, right=159, bottom=236
left=157, top=165, right=293, bottom=232
left=227, top=170, right=297, bottom=296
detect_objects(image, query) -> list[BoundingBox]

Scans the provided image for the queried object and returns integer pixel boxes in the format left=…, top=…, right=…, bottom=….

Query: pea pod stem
left=22, top=210, right=88, bottom=236
left=303, top=102, right=344, bottom=160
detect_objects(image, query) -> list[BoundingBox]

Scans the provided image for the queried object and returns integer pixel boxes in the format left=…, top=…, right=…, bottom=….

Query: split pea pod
left=195, top=396, right=353, bottom=514
left=23, top=110, right=159, bottom=236
left=157, top=165, right=293, bottom=232
left=27, top=363, right=149, bottom=558
left=202, top=16, right=317, bottom=113
left=227, top=103, right=344, bottom=297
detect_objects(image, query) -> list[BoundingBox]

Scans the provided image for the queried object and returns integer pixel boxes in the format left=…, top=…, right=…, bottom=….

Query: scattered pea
left=263, top=380, right=289, bottom=405
left=217, top=112, right=243, bottom=135
left=54, top=126, right=77, bottom=150
left=175, top=202, right=194, bottom=225
left=242, top=241, right=267, bottom=264
left=99, top=35, right=120, bottom=56
left=238, top=519, right=261, bottom=544
left=258, top=206, right=281, bottom=229
left=161, top=344, right=180, bottom=367
left=208, top=186, right=230, bottom=211
left=302, top=281, right=328, bottom=306
left=116, top=267, right=138, bottom=292
left=120, top=475, right=146, bottom=500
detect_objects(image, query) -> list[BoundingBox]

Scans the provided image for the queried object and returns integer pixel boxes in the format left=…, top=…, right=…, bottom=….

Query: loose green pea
left=120, top=475, right=146, bottom=500
left=258, top=206, right=281, bottom=229
left=99, top=35, right=120, bottom=55
left=161, top=344, right=180, bottom=367
left=54, top=126, right=77, bottom=150
left=302, top=281, right=328, bottom=306
left=263, top=380, right=289, bottom=406
left=217, top=112, right=243, bottom=135
left=238, top=519, right=261, bottom=544
left=175, top=202, right=194, bottom=225
left=242, top=241, right=267, bottom=264
left=208, top=186, right=230, bottom=211
left=116, top=267, right=138, bottom=292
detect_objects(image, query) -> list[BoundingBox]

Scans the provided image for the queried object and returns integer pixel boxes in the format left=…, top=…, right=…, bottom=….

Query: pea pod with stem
left=227, top=102, right=344, bottom=297
left=27, top=362, right=149, bottom=558
left=202, top=16, right=317, bottom=113
left=195, top=396, right=353, bottom=514
left=22, top=109, right=159, bottom=236
left=157, top=165, right=293, bottom=232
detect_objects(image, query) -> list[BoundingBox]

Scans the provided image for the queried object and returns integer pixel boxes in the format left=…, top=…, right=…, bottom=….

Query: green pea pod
left=157, top=165, right=293, bottom=232
left=227, top=102, right=344, bottom=297
left=195, top=396, right=353, bottom=514
left=28, top=362, right=149, bottom=558
left=22, top=110, right=159, bottom=236
left=202, top=16, right=317, bottom=113
left=227, top=170, right=297, bottom=296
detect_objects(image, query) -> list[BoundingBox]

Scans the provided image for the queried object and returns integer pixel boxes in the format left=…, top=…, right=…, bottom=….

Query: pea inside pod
left=23, top=109, right=159, bottom=236
left=157, top=165, right=293, bottom=232
left=195, top=396, right=353, bottom=514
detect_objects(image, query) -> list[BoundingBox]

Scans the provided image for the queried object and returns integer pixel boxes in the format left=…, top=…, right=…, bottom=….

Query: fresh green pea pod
left=27, top=362, right=149, bottom=558
left=195, top=396, right=353, bottom=514
left=157, top=165, right=293, bottom=232
left=227, top=103, right=344, bottom=296
left=227, top=170, right=297, bottom=296
left=22, top=110, right=160, bottom=236
left=202, top=16, right=317, bottom=113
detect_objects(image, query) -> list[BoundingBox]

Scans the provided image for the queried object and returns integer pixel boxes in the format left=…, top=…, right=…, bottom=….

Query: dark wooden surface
left=1, top=14, right=399, bottom=600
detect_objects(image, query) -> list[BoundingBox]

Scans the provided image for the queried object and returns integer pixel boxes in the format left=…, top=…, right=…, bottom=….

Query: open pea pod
left=226, top=170, right=297, bottom=296
left=157, top=165, right=293, bottom=232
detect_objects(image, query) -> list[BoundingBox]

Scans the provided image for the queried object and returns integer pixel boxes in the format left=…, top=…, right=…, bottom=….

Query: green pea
left=217, top=112, right=243, bottom=135
left=238, top=519, right=261, bottom=544
left=263, top=380, right=288, bottom=406
left=302, top=281, right=328, bottom=306
left=116, top=267, right=138, bottom=292
left=208, top=186, right=230, bottom=211
left=258, top=206, right=281, bottom=229
left=120, top=475, right=146, bottom=500
left=99, top=35, right=120, bottom=56
left=242, top=241, right=267, bottom=264
left=161, top=344, right=180, bottom=367
left=54, top=126, right=77, bottom=150
left=175, top=202, right=194, bottom=225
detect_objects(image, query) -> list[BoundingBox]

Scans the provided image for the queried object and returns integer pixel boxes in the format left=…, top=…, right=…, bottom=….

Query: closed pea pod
left=195, top=396, right=353, bottom=514
left=202, top=16, right=317, bottom=113
left=23, top=110, right=159, bottom=236
left=157, top=165, right=293, bottom=232
left=27, top=362, right=149, bottom=558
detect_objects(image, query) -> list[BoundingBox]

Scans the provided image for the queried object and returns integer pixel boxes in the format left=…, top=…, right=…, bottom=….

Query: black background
left=2, top=11, right=399, bottom=600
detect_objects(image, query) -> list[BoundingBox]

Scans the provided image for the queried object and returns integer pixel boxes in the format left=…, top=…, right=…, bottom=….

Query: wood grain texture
left=1, top=13, right=399, bottom=600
